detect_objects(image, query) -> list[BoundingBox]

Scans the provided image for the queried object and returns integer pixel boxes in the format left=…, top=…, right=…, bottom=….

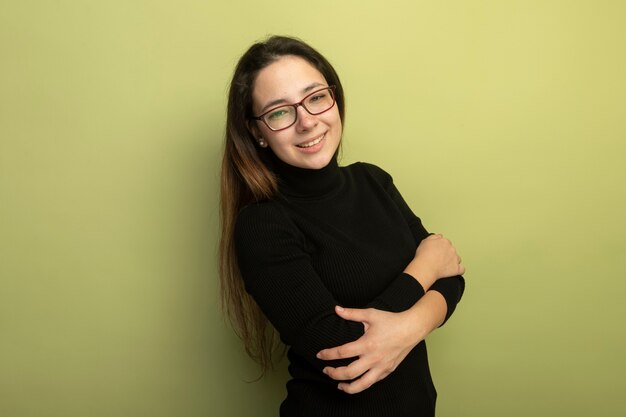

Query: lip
left=295, top=133, right=326, bottom=153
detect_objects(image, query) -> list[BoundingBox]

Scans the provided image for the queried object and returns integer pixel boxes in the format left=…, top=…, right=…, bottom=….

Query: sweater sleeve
left=366, top=273, right=425, bottom=312
left=235, top=203, right=366, bottom=372
left=362, top=163, right=465, bottom=325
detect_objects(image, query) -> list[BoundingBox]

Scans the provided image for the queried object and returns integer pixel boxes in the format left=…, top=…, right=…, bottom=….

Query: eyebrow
left=258, top=82, right=326, bottom=114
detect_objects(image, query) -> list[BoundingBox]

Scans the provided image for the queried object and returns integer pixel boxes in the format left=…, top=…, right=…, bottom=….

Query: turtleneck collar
left=268, top=152, right=344, bottom=199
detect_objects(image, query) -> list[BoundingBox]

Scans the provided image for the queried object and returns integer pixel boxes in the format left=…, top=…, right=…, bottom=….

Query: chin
left=302, top=152, right=335, bottom=170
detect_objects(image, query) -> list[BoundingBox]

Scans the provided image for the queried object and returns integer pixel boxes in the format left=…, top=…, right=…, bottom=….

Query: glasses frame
left=251, top=85, right=337, bottom=132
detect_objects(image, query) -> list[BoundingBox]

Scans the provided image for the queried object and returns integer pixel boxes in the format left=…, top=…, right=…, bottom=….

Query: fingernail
left=337, top=384, right=343, bottom=391
left=322, top=367, right=328, bottom=374
left=336, top=306, right=344, bottom=312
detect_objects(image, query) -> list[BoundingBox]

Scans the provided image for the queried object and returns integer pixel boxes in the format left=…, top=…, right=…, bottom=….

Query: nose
left=294, top=104, right=317, bottom=132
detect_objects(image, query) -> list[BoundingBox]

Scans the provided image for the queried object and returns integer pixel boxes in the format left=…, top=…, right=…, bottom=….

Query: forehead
left=252, top=55, right=327, bottom=107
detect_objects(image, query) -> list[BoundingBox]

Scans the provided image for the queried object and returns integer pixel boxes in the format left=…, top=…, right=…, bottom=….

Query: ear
left=246, top=120, right=268, bottom=148
left=246, top=119, right=259, bottom=138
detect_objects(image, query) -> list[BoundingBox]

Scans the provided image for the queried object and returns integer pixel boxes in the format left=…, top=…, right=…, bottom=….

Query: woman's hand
left=405, top=234, right=465, bottom=291
left=316, top=305, right=426, bottom=394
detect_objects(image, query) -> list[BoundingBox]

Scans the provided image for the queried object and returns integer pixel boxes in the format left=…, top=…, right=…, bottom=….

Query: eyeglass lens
left=263, top=87, right=335, bottom=130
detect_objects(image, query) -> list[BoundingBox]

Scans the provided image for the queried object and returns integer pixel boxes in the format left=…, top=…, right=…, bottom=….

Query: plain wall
left=1, top=1, right=624, bottom=416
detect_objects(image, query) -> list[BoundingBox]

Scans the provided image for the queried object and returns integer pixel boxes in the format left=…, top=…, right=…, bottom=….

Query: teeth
left=297, top=134, right=324, bottom=148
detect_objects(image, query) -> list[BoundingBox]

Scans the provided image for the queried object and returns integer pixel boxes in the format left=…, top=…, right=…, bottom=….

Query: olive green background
left=1, top=1, right=624, bottom=416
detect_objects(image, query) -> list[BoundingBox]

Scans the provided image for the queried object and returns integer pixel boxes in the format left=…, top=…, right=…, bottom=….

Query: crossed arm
left=234, top=166, right=465, bottom=394
left=317, top=166, right=466, bottom=394
left=317, top=233, right=464, bottom=394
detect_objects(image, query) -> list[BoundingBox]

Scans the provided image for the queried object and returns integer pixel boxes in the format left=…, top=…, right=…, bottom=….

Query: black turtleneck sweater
left=234, top=157, right=465, bottom=417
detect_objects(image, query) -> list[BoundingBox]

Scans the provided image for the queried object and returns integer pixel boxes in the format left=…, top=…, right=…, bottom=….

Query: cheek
left=331, top=108, right=342, bottom=127
left=257, top=123, right=282, bottom=142
left=329, top=112, right=342, bottom=134
left=265, top=131, right=291, bottom=149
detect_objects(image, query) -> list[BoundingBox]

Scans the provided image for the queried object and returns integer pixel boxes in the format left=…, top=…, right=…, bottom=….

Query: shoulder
left=234, top=201, right=301, bottom=244
left=236, top=200, right=283, bottom=223
left=236, top=200, right=289, bottom=233
left=342, top=161, right=394, bottom=186
left=234, top=201, right=306, bottom=266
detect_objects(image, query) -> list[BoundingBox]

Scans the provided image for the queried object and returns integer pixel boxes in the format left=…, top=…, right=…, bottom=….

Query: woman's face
left=250, top=55, right=342, bottom=170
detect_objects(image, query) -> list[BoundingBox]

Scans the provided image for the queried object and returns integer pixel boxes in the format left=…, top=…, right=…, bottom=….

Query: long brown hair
left=219, top=35, right=346, bottom=373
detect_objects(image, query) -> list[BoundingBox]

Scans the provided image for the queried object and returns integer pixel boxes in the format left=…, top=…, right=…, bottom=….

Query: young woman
left=219, top=35, right=465, bottom=417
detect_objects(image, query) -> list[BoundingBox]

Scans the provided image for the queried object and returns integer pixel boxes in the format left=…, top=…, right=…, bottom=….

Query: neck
left=269, top=152, right=343, bottom=198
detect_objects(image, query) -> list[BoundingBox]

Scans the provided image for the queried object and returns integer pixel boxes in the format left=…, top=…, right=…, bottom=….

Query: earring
left=258, top=138, right=266, bottom=147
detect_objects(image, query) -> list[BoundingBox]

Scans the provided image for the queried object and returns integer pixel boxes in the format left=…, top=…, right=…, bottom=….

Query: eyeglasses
left=252, top=86, right=336, bottom=131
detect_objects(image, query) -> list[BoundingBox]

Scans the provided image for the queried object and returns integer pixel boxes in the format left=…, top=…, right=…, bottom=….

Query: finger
left=323, top=358, right=372, bottom=381
left=338, top=369, right=386, bottom=395
left=335, top=305, right=372, bottom=323
left=458, top=264, right=466, bottom=275
left=317, top=339, right=363, bottom=360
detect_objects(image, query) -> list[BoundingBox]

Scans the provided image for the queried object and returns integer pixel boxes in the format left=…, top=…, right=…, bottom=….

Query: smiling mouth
left=296, top=134, right=325, bottom=148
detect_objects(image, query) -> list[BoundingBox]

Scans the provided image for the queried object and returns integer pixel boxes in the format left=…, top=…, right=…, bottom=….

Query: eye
left=309, top=92, right=327, bottom=102
left=267, top=108, right=289, bottom=120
